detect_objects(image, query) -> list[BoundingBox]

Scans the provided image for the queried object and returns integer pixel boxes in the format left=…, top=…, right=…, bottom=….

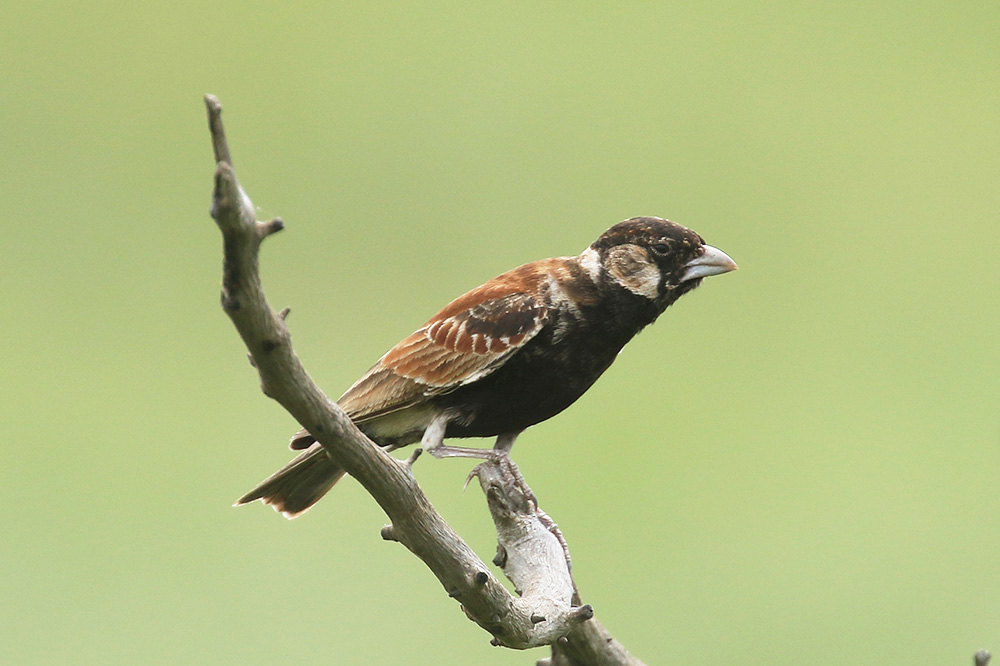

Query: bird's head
left=586, top=216, right=738, bottom=310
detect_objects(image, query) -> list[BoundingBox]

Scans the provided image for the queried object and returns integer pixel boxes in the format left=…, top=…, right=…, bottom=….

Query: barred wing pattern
left=338, top=291, right=549, bottom=423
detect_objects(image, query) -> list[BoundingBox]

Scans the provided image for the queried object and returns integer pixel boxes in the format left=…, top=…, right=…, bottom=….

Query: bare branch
left=205, top=94, right=232, bottom=166
left=475, top=456, right=645, bottom=665
left=472, top=456, right=594, bottom=645
left=205, top=95, right=646, bottom=663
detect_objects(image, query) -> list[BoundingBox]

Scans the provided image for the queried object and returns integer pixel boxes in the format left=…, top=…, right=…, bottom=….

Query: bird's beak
left=681, top=245, right=738, bottom=282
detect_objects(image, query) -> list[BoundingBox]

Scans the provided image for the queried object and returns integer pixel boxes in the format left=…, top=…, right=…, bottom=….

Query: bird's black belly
left=437, top=323, right=630, bottom=438
left=437, top=362, right=603, bottom=438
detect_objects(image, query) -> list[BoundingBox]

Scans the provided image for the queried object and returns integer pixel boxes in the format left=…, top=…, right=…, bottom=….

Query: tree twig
left=205, top=94, right=645, bottom=663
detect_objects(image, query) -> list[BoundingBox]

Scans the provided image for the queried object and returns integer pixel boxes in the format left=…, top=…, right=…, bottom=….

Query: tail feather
left=235, top=443, right=346, bottom=518
left=288, top=427, right=316, bottom=450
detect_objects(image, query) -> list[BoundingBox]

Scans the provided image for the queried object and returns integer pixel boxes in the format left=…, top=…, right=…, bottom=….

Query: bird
left=236, top=216, right=737, bottom=517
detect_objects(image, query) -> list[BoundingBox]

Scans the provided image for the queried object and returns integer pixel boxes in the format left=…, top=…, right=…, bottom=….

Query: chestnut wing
left=338, top=291, right=549, bottom=423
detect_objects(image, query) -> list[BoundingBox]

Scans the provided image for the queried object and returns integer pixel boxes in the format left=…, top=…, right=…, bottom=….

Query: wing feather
left=337, top=276, right=549, bottom=423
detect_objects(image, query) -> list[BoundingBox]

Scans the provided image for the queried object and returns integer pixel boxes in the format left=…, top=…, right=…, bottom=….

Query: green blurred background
left=2, top=2, right=998, bottom=664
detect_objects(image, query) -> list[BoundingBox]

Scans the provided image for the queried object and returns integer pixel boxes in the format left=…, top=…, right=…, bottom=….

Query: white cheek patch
left=606, top=245, right=660, bottom=299
left=577, top=247, right=603, bottom=281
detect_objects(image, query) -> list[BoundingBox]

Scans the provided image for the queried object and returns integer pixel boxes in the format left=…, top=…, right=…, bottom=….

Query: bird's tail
left=234, top=442, right=346, bottom=518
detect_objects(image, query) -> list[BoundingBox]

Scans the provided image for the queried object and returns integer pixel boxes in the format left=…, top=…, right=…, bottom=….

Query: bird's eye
left=650, top=243, right=670, bottom=256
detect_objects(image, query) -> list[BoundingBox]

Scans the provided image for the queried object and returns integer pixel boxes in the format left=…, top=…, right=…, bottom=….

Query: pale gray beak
left=681, top=245, right=738, bottom=282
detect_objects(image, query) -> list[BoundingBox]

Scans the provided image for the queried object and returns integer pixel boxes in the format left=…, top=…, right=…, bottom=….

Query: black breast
left=437, top=282, right=658, bottom=438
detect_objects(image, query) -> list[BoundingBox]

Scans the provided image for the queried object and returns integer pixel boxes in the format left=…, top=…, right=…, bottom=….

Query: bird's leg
left=423, top=417, right=502, bottom=460
left=419, top=414, right=448, bottom=454
left=493, top=431, right=520, bottom=455
left=419, top=415, right=483, bottom=459
left=429, top=446, right=497, bottom=460
left=427, top=444, right=499, bottom=460
left=427, top=431, right=522, bottom=460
